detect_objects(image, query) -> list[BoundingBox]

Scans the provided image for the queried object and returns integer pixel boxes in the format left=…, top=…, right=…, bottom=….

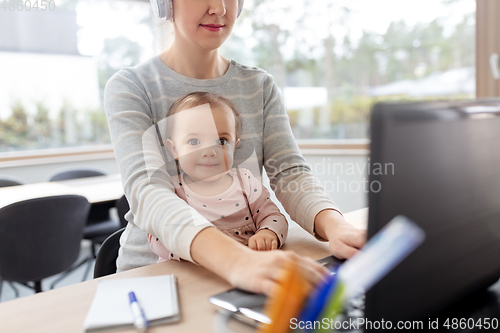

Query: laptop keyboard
left=335, top=294, right=365, bottom=332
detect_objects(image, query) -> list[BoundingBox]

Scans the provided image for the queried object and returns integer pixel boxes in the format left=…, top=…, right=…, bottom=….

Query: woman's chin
left=197, top=35, right=231, bottom=51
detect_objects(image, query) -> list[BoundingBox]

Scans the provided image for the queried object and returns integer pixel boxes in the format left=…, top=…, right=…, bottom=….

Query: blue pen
left=128, top=291, right=150, bottom=332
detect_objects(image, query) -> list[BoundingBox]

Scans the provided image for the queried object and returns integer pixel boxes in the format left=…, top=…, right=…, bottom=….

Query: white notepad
left=84, top=275, right=180, bottom=332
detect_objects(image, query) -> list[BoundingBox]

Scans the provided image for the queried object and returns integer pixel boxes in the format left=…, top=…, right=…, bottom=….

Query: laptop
left=366, top=100, right=500, bottom=325
left=209, top=255, right=343, bottom=328
left=210, top=100, right=500, bottom=330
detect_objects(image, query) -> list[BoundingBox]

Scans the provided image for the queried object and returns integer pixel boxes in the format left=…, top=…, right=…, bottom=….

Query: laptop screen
left=366, top=101, right=500, bottom=324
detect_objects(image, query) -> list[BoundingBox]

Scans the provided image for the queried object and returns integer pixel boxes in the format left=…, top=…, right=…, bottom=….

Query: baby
left=148, top=92, right=288, bottom=262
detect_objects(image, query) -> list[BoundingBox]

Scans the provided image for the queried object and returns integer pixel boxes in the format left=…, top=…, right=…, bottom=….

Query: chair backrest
left=49, top=169, right=115, bottom=224
left=48, top=169, right=105, bottom=182
left=93, top=227, right=125, bottom=279
left=0, top=176, right=24, bottom=188
left=0, top=195, right=90, bottom=283
left=115, top=195, right=130, bottom=229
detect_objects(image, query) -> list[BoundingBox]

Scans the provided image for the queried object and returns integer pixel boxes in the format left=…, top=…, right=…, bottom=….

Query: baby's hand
left=248, top=229, right=279, bottom=251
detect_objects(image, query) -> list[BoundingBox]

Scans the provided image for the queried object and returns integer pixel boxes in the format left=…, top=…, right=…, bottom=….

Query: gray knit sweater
left=104, top=56, right=339, bottom=272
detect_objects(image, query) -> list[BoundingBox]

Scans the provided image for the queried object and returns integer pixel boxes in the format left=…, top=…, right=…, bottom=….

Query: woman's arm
left=190, top=227, right=329, bottom=295
left=104, top=68, right=213, bottom=263
left=314, top=209, right=366, bottom=259
left=260, top=75, right=366, bottom=258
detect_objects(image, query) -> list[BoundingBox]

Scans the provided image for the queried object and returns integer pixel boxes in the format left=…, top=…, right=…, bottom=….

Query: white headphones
left=150, top=0, right=244, bottom=20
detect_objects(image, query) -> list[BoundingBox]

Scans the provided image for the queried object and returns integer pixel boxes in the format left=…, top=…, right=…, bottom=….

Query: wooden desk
left=0, top=209, right=368, bottom=333
left=0, top=174, right=124, bottom=208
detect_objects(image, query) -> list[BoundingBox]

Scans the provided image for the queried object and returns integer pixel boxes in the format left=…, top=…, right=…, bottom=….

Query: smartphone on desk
left=208, top=255, right=344, bottom=328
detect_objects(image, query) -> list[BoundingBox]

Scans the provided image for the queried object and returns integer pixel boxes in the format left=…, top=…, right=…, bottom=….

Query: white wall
left=0, top=153, right=369, bottom=212
left=0, top=158, right=119, bottom=184
left=302, top=154, right=369, bottom=212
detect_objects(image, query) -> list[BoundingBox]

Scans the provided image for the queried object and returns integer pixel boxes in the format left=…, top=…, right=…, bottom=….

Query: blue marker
left=128, top=291, right=149, bottom=332
left=297, top=267, right=339, bottom=331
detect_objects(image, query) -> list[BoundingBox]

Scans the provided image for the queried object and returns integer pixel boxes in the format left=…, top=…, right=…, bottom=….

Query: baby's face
left=167, top=103, right=239, bottom=183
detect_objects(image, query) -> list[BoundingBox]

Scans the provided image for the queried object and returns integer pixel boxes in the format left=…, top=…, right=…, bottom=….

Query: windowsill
left=0, top=140, right=370, bottom=168
left=0, top=145, right=116, bottom=168
left=297, top=139, right=370, bottom=156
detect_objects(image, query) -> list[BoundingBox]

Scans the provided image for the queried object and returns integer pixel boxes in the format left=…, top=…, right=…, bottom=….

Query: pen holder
left=258, top=261, right=313, bottom=333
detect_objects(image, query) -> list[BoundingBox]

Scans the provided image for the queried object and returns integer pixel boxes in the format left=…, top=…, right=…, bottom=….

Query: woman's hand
left=314, top=209, right=366, bottom=259
left=190, top=227, right=329, bottom=296
left=248, top=229, right=279, bottom=251
left=226, top=249, right=329, bottom=296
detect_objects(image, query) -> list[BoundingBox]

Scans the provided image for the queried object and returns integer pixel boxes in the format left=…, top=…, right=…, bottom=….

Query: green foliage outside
left=1, top=0, right=475, bottom=151
left=0, top=101, right=110, bottom=152
left=222, top=0, right=475, bottom=139
left=328, top=93, right=474, bottom=125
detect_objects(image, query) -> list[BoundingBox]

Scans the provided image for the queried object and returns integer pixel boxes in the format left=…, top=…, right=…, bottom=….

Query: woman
left=104, top=0, right=366, bottom=295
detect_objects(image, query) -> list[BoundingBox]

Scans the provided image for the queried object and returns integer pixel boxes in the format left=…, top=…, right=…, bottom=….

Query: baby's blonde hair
left=166, top=92, right=242, bottom=140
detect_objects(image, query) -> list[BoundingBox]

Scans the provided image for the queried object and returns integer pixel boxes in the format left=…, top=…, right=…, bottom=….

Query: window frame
left=476, top=0, right=500, bottom=97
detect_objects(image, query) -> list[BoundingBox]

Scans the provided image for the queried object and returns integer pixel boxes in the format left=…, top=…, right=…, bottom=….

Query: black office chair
left=93, top=228, right=125, bottom=278
left=92, top=196, right=129, bottom=279
left=0, top=176, right=25, bottom=299
left=115, top=195, right=130, bottom=229
left=0, top=176, right=25, bottom=188
left=0, top=195, right=90, bottom=294
left=48, top=168, right=120, bottom=281
left=48, top=169, right=105, bottom=181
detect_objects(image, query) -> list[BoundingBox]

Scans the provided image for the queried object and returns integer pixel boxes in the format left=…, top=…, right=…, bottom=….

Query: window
left=0, top=0, right=479, bottom=152
left=223, top=0, right=476, bottom=139
left=0, top=0, right=153, bottom=152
